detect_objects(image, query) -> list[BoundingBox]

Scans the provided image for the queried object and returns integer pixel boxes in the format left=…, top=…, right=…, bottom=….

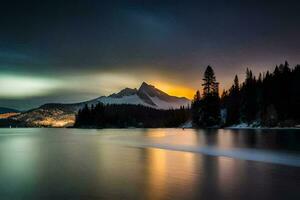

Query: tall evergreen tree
left=191, top=90, right=201, bottom=126
left=225, top=75, right=241, bottom=125
left=202, top=65, right=219, bottom=96
left=240, top=68, right=258, bottom=123
left=196, top=66, right=221, bottom=127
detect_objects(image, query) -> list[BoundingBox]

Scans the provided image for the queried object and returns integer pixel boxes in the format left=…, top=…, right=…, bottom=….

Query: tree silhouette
left=192, top=66, right=220, bottom=127
left=221, top=61, right=300, bottom=127
left=202, top=65, right=219, bottom=96
left=191, top=90, right=201, bottom=125
left=74, top=103, right=190, bottom=128
left=223, top=75, right=241, bottom=125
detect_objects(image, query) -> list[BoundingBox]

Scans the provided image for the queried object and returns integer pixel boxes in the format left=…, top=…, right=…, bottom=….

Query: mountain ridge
left=0, top=107, right=20, bottom=114
left=94, top=82, right=190, bottom=109
left=7, top=82, right=191, bottom=127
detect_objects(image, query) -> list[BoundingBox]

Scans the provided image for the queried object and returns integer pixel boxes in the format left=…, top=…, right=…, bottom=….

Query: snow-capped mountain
left=94, top=82, right=190, bottom=109
left=9, top=82, right=190, bottom=127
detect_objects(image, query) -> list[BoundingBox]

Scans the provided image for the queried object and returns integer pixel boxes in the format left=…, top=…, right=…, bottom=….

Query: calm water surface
left=0, top=128, right=299, bottom=199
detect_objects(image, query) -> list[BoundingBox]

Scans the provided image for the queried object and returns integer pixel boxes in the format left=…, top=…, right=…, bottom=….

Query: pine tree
left=198, top=66, right=221, bottom=127
left=194, top=90, right=201, bottom=101
left=191, top=90, right=201, bottom=126
left=234, top=75, right=239, bottom=91
left=225, top=75, right=241, bottom=125
left=202, top=65, right=219, bottom=96
left=240, top=68, right=258, bottom=123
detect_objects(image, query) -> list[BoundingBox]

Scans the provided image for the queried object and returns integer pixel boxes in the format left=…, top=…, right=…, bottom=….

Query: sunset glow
left=150, top=81, right=195, bottom=99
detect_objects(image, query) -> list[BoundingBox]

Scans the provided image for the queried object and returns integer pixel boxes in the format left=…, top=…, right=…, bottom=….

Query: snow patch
left=96, top=94, right=148, bottom=106
left=227, top=122, right=300, bottom=129
left=180, top=120, right=193, bottom=128
left=227, top=122, right=261, bottom=129
left=150, top=96, right=189, bottom=109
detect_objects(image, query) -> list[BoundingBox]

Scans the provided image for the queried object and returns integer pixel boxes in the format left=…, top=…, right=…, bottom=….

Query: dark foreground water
left=0, top=128, right=300, bottom=200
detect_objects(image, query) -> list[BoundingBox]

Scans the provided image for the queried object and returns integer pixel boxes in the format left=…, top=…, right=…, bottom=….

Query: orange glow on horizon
left=150, top=81, right=195, bottom=99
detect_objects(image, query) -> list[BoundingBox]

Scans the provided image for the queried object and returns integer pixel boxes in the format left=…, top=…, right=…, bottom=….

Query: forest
left=74, top=104, right=190, bottom=128
left=192, top=61, right=300, bottom=127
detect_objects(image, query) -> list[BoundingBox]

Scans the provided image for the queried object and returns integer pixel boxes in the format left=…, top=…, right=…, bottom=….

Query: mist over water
left=0, top=128, right=299, bottom=199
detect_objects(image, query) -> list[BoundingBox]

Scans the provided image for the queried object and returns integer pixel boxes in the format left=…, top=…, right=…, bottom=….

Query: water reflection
left=144, top=148, right=199, bottom=199
left=217, top=157, right=240, bottom=195
left=0, top=128, right=299, bottom=200
left=0, top=135, right=40, bottom=198
left=145, top=148, right=168, bottom=199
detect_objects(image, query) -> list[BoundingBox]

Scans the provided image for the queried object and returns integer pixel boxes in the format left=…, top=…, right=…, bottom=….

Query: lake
left=0, top=128, right=300, bottom=199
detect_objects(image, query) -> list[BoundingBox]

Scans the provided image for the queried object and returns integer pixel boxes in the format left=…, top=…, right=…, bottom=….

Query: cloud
left=0, top=74, right=61, bottom=98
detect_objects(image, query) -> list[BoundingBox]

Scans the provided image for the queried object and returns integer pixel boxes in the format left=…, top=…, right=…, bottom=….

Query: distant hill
left=0, top=107, right=19, bottom=114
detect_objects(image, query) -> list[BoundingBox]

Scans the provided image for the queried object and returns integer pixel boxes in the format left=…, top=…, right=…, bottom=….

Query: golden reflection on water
left=145, top=147, right=199, bottom=200
left=147, top=130, right=168, bottom=138
left=217, top=129, right=235, bottom=149
left=145, top=148, right=167, bottom=199
left=144, top=128, right=199, bottom=146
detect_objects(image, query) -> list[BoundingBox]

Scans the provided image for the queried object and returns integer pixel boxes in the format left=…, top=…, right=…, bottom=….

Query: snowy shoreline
left=225, top=127, right=300, bottom=130
left=225, top=123, right=300, bottom=130
left=180, top=121, right=300, bottom=130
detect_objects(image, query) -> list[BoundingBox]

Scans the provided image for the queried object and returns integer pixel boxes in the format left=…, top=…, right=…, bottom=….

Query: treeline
left=74, top=103, right=190, bottom=128
left=192, top=61, right=300, bottom=127
left=74, top=61, right=299, bottom=128
left=221, top=61, right=300, bottom=126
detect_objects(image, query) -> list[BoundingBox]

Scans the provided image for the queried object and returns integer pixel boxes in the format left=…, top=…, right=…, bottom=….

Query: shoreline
left=1, top=126, right=300, bottom=130
left=224, top=127, right=300, bottom=130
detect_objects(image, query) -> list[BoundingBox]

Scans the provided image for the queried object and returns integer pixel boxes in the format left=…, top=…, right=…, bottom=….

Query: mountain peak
left=109, top=87, right=138, bottom=98
left=141, top=81, right=148, bottom=86
left=139, top=81, right=157, bottom=92
left=138, top=82, right=167, bottom=97
left=139, top=82, right=153, bottom=90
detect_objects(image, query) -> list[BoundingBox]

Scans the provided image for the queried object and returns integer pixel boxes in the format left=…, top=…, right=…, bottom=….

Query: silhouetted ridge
left=109, top=88, right=138, bottom=98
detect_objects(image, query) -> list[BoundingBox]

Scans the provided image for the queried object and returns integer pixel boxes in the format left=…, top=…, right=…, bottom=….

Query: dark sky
left=1, top=0, right=300, bottom=110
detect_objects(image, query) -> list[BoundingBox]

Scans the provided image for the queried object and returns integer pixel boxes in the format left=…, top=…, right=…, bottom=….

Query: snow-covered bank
left=180, top=120, right=193, bottom=128
left=226, top=122, right=300, bottom=130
